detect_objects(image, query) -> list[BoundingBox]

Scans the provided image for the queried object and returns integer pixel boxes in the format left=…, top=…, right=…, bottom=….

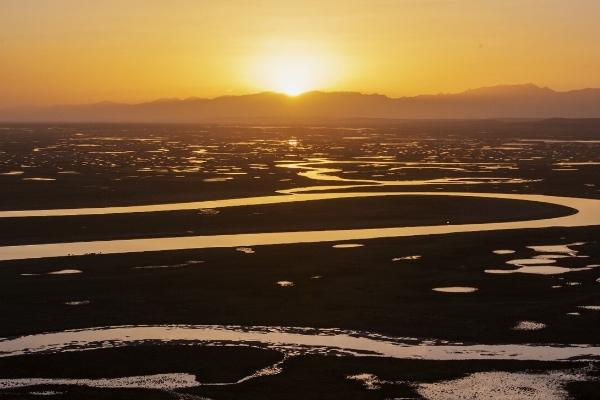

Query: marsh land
left=0, top=120, right=599, bottom=399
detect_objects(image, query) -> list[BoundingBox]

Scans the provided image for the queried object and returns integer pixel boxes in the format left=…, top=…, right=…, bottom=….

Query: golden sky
left=1, top=0, right=599, bottom=106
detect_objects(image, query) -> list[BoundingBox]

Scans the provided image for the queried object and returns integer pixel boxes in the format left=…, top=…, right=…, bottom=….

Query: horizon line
left=4, top=83, right=600, bottom=110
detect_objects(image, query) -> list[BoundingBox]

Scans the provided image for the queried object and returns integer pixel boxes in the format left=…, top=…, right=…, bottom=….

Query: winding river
left=1, top=158, right=599, bottom=261
left=0, top=191, right=599, bottom=261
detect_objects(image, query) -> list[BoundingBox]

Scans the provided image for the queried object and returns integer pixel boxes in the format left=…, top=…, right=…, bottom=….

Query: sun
left=268, top=58, right=318, bottom=96
left=247, top=51, right=337, bottom=96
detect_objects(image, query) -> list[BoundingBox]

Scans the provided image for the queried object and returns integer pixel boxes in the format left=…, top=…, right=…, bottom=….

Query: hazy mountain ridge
left=2, top=84, right=600, bottom=122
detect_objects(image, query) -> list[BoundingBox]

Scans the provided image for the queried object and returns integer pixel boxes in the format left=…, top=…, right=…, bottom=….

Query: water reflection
left=512, top=321, right=546, bottom=331
left=332, top=243, right=364, bottom=249
left=416, top=370, right=585, bottom=400
left=1, top=325, right=599, bottom=362
left=0, top=192, right=598, bottom=261
left=432, top=287, right=478, bottom=293
left=486, top=265, right=599, bottom=275
left=276, top=158, right=531, bottom=194
left=0, top=374, right=199, bottom=391
left=486, top=242, right=597, bottom=275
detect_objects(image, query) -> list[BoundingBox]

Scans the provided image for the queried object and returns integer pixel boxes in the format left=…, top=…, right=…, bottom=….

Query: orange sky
left=1, top=0, right=600, bottom=106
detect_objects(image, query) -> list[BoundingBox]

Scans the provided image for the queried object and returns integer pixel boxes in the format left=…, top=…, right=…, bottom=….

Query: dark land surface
left=0, top=120, right=599, bottom=399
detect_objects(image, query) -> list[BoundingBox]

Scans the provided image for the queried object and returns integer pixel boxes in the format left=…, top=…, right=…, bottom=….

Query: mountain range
left=2, top=84, right=600, bottom=123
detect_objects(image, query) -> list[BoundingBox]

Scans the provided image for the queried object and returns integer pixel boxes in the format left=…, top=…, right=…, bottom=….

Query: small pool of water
left=332, top=243, right=364, bottom=249
left=432, top=287, right=478, bottom=293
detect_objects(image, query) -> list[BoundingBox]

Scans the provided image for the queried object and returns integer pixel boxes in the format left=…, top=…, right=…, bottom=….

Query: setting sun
left=248, top=51, right=338, bottom=96
left=271, top=61, right=314, bottom=96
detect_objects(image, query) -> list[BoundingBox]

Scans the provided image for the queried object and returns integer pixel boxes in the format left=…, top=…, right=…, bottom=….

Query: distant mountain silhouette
left=2, top=84, right=600, bottom=122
